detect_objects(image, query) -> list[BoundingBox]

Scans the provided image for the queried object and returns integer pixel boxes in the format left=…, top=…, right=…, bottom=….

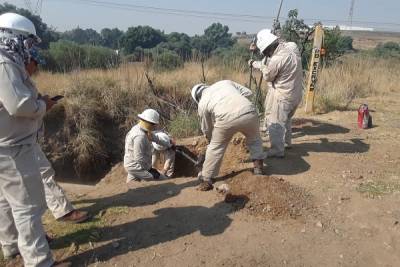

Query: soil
left=227, top=173, right=313, bottom=219
left=4, top=93, right=400, bottom=267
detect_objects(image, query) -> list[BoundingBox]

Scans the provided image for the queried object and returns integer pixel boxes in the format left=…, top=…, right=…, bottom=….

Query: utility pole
left=349, top=0, right=355, bottom=29
left=304, top=24, right=324, bottom=113
left=272, top=0, right=284, bottom=35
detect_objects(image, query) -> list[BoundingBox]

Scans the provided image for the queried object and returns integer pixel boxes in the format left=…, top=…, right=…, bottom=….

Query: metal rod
left=176, top=149, right=198, bottom=165
left=276, top=0, right=284, bottom=22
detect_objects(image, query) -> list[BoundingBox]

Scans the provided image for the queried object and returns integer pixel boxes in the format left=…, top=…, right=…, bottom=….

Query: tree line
left=1, top=3, right=362, bottom=73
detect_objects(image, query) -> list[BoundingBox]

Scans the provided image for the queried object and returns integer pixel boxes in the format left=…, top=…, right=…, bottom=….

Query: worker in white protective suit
left=0, top=13, right=70, bottom=267
left=25, top=48, right=89, bottom=224
left=124, top=109, right=174, bottom=182
left=151, top=131, right=176, bottom=178
left=191, top=80, right=265, bottom=191
left=249, top=29, right=303, bottom=157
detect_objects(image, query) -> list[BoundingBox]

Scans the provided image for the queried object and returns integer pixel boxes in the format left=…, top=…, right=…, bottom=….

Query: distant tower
left=349, top=0, right=355, bottom=29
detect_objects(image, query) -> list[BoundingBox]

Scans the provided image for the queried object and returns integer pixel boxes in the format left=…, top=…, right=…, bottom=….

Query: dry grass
left=314, top=55, right=400, bottom=113
left=34, top=54, right=398, bottom=180
left=35, top=61, right=250, bottom=180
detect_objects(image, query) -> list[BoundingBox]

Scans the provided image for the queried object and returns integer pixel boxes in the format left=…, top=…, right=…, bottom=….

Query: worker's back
left=198, top=80, right=255, bottom=127
left=268, top=42, right=303, bottom=104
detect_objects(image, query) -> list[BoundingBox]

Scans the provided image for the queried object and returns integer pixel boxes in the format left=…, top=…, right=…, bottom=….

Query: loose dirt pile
left=226, top=172, right=313, bottom=219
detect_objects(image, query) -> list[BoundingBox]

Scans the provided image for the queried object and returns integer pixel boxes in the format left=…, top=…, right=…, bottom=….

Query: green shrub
left=373, top=42, right=400, bottom=59
left=210, top=43, right=250, bottom=72
left=168, top=113, right=200, bottom=138
left=153, top=50, right=183, bottom=71
left=45, top=40, right=120, bottom=72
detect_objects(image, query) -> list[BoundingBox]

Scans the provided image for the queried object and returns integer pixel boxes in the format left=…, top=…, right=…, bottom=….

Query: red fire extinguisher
left=358, top=104, right=372, bottom=129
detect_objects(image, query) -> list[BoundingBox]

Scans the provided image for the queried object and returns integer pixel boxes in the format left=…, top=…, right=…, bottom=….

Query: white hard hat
left=152, top=131, right=171, bottom=151
left=138, top=109, right=160, bottom=124
left=0, top=13, right=38, bottom=38
left=256, top=29, right=278, bottom=53
left=191, top=83, right=207, bottom=103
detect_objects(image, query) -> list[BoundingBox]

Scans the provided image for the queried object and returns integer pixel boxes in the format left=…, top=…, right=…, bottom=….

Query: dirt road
left=6, top=93, right=399, bottom=267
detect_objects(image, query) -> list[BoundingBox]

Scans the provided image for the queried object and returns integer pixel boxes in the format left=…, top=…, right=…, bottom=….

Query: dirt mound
left=227, top=172, right=313, bottom=219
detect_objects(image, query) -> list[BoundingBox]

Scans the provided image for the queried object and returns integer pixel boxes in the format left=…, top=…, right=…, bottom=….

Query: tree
left=324, top=27, right=354, bottom=61
left=281, top=9, right=310, bottom=44
left=204, top=23, right=235, bottom=51
left=100, top=28, right=123, bottom=50
left=62, top=27, right=102, bottom=46
left=121, top=25, right=165, bottom=54
left=0, top=3, right=59, bottom=48
left=281, top=9, right=353, bottom=65
left=191, top=35, right=213, bottom=55
left=166, top=32, right=192, bottom=59
left=191, top=23, right=235, bottom=56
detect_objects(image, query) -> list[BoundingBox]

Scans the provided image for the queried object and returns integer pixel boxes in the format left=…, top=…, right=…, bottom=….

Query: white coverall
left=151, top=132, right=175, bottom=178
left=253, top=42, right=303, bottom=156
left=198, top=80, right=265, bottom=182
left=124, top=124, right=172, bottom=182
left=0, top=50, right=54, bottom=266
left=36, top=143, right=74, bottom=219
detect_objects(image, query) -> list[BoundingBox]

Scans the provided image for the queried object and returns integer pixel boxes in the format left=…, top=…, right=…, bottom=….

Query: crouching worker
left=152, top=131, right=176, bottom=178
left=190, top=80, right=265, bottom=191
left=124, top=109, right=174, bottom=182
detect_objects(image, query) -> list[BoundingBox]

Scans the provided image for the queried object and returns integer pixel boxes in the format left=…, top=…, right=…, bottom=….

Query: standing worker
left=124, top=109, right=174, bottom=182
left=191, top=80, right=265, bottom=191
left=25, top=47, right=89, bottom=224
left=249, top=29, right=303, bottom=157
left=0, top=13, right=69, bottom=266
left=152, top=131, right=176, bottom=179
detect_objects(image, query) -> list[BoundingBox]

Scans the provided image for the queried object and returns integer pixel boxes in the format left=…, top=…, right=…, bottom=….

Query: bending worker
left=191, top=80, right=265, bottom=191
left=124, top=109, right=174, bottom=182
left=249, top=29, right=303, bottom=158
left=0, top=13, right=68, bottom=267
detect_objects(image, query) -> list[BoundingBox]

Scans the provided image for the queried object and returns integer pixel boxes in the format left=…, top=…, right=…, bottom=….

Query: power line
left=47, top=0, right=400, bottom=29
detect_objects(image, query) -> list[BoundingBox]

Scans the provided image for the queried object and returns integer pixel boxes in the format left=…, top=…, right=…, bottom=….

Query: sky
left=4, top=0, right=400, bottom=34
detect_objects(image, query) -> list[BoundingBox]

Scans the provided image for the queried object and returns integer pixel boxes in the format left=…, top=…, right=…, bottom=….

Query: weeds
left=34, top=54, right=399, bottom=180
left=314, top=55, right=400, bottom=113
left=168, top=113, right=201, bottom=138
left=357, top=181, right=400, bottom=198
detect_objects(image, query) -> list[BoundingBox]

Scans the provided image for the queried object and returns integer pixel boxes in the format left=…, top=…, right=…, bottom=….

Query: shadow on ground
left=261, top=119, right=369, bottom=176
left=292, top=118, right=350, bottom=137
left=73, top=180, right=199, bottom=216
left=58, top=201, right=243, bottom=265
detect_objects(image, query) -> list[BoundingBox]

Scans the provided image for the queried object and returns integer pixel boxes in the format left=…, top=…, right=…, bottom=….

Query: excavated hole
left=153, top=145, right=200, bottom=178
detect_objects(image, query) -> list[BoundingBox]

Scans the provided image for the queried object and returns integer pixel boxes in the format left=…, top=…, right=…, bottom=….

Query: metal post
left=304, top=24, right=324, bottom=113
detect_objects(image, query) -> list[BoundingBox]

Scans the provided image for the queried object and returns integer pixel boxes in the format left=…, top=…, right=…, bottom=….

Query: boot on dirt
left=253, top=159, right=264, bottom=175
left=58, top=210, right=89, bottom=224
left=197, top=181, right=214, bottom=191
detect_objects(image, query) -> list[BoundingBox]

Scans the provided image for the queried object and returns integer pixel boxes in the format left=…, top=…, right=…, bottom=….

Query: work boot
left=58, top=210, right=89, bottom=224
left=253, top=159, right=264, bottom=175
left=197, top=181, right=214, bottom=191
